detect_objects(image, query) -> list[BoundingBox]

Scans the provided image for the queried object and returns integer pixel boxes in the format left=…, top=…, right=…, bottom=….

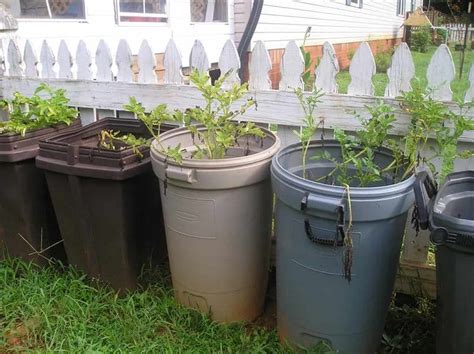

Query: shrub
left=436, top=28, right=448, bottom=42
left=375, top=50, right=393, bottom=73
left=410, top=27, right=432, bottom=52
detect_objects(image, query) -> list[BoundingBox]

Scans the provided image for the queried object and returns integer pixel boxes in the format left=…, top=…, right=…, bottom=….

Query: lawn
left=0, top=258, right=435, bottom=353
left=336, top=45, right=474, bottom=101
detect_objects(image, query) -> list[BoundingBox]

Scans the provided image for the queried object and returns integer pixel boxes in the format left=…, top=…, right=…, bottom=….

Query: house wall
left=1, top=0, right=235, bottom=70
left=234, top=0, right=253, bottom=46
left=252, top=0, right=423, bottom=50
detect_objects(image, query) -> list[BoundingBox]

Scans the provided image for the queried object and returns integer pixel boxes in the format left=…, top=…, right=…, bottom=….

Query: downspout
left=237, top=0, right=264, bottom=82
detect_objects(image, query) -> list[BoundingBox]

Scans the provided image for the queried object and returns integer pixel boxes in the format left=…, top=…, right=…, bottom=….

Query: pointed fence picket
left=58, top=40, right=73, bottom=79
left=1, top=36, right=473, bottom=300
left=279, top=40, right=304, bottom=91
left=40, top=40, right=56, bottom=79
left=116, top=39, right=133, bottom=83
left=163, top=39, right=183, bottom=85
left=138, top=40, right=156, bottom=84
left=315, top=41, right=339, bottom=94
left=24, top=41, right=38, bottom=78
left=190, top=40, right=210, bottom=73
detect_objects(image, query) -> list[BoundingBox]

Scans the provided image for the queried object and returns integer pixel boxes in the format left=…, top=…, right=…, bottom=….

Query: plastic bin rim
left=432, top=171, right=474, bottom=231
left=271, top=140, right=416, bottom=199
left=36, top=117, right=167, bottom=180
left=150, top=125, right=281, bottom=169
left=0, top=119, right=81, bottom=162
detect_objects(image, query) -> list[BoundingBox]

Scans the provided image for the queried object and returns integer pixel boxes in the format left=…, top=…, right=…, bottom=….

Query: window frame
left=189, top=0, right=229, bottom=24
left=397, top=0, right=406, bottom=17
left=115, top=0, right=169, bottom=26
left=16, top=0, right=87, bottom=21
left=345, top=0, right=363, bottom=9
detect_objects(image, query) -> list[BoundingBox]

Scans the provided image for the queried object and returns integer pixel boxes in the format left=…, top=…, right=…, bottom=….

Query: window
left=117, top=0, right=167, bottom=23
left=397, top=0, right=406, bottom=16
left=345, top=0, right=363, bottom=9
left=190, top=0, right=228, bottom=22
left=17, top=0, right=85, bottom=19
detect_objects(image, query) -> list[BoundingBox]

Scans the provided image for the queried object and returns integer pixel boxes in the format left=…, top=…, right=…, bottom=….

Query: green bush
left=375, top=50, right=393, bottom=73
left=410, top=27, right=432, bottom=52
left=436, top=28, right=448, bottom=42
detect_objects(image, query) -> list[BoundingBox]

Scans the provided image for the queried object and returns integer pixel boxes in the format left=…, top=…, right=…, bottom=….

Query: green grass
left=0, top=258, right=436, bottom=353
left=0, top=259, right=333, bottom=353
left=336, top=45, right=474, bottom=100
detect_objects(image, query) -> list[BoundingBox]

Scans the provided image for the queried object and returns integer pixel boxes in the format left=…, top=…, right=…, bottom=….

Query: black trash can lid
left=36, top=117, right=173, bottom=181
left=0, top=119, right=81, bottom=163
left=431, top=171, right=474, bottom=250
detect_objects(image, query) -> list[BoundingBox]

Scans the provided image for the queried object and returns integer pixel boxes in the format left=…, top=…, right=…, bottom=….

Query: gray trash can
left=414, top=170, right=474, bottom=354
left=272, top=141, right=415, bottom=353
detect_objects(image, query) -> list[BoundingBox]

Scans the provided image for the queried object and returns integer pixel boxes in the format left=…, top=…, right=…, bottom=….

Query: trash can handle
left=165, top=165, right=196, bottom=183
left=301, top=192, right=346, bottom=246
left=413, top=171, right=437, bottom=230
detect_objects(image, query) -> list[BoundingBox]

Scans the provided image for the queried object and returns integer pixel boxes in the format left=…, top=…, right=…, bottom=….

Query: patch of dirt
left=3, top=318, right=41, bottom=351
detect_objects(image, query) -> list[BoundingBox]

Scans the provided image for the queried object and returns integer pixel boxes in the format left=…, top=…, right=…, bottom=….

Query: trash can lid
left=431, top=171, right=474, bottom=251
left=36, top=118, right=173, bottom=181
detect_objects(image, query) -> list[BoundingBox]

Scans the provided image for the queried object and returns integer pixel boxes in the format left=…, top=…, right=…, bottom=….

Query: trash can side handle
left=301, top=193, right=346, bottom=247
left=165, top=165, right=196, bottom=184
left=413, top=171, right=437, bottom=230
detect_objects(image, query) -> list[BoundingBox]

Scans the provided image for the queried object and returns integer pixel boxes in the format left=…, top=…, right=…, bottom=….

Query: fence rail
left=1, top=36, right=473, bottom=299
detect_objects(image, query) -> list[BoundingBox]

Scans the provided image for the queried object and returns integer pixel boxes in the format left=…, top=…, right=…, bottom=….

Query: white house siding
left=251, top=0, right=424, bottom=50
left=1, top=0, right=235, bottom=69
left=234, top=0, right=252, bottom=46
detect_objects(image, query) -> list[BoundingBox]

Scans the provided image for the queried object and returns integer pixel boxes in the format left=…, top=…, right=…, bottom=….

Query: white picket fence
left=446, top=23, right=474, bottom=43
left=1, top=36, right=473, bottom=298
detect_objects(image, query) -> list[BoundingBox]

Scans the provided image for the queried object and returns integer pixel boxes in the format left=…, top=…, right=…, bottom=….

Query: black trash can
left=0, top=122, right=80, bottom=265
left=415, top=170, right=474, bottom=354
left=36, top=118, right=170, bottom=291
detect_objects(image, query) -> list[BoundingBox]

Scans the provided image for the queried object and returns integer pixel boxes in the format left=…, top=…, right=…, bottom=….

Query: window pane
left=20, top=0, right=49, bottom=18
left=213, top=0, right=227, bottom=21
left=190, top=0, right=227, bottom=22
left=144, top=0, right=166, bottom=14
left=49, top=0, right=85, bottom=19
left=119, top=0, right=144, bottom=13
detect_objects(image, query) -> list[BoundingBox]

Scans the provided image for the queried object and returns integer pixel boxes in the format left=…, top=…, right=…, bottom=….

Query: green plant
left=400, top=80, right=474, bottom=182
left=347, top=48, right=356, bottom=61
left=300, top=26, right=314, bottom=89
left=99, top=130, right=149, bottom=158
left=125, top=70, right=264, bottom=162
left=436, top=28, right=448, bottom=42
left=410, top=27, right=432, bottom=53
left=122, top=98, right=185, bottom=162
left=0, top=83, right=78, bottom=136
left=294, top=87, right=324, bottom=178
left=312, top=101, right=404, bottom=187
left=375, top=49, right=393, bottom=73
left=381, top=295, right=435, bottom=354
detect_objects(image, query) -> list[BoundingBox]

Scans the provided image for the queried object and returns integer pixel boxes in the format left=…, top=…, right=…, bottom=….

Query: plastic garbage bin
left=150, top=126, right=280, bottom=322
left=36, top=118, right=170, bottom=291
left=272, top=141, right=415, bottom=353
left=0, top=121, right=80, bottom=265
left=414, top=170, right=474, bottom=354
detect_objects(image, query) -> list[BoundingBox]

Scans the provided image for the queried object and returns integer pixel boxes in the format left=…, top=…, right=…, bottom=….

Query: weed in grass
left=0, top=259, right=334, bottom=353
left=380, top=294, right=435, bottom=354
